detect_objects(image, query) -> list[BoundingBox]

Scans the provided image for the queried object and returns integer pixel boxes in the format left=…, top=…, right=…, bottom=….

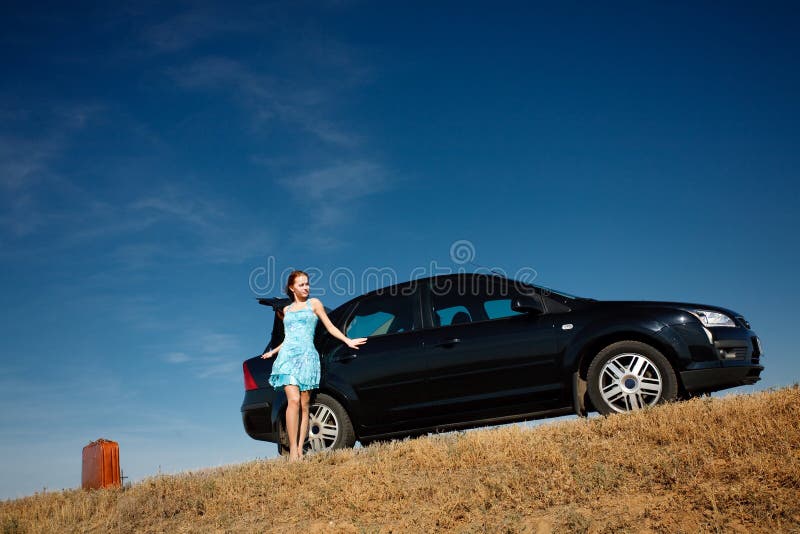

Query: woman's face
left=290, top=275, right=310, bottom=300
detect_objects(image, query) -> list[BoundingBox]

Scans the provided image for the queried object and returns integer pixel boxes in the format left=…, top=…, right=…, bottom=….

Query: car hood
left=584, top=300, right=743, bottom=318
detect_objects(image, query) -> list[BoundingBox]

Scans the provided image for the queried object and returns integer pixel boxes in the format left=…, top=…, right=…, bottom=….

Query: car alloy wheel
left=305, top=403, right=340, bottom=452
left=303, top=393, right=356, bottom=454
left=587, top=340, right=678, bottom=415
left=599, top=352, right=663, bottom=412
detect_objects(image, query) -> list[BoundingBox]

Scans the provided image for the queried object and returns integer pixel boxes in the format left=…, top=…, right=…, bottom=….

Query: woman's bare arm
left=310, top=298, right=367, bottom=349
left=261, top=341, right=282, bottom=359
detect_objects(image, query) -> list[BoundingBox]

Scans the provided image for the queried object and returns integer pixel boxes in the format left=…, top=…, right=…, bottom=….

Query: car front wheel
left=587, top=341, right=677, bottom=415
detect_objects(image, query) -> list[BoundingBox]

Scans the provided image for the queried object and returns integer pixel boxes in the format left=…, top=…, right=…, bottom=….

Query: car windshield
left=540, top=286, right=583, bottom=299
left=511, top=280, right=582, bottom=300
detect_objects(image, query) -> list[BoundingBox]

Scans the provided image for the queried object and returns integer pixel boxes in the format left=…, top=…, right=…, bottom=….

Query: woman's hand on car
left=345, top=337, right=367, bottom=349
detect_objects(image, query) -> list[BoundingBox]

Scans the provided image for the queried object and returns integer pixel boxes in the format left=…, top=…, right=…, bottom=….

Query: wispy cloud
left=159, top=12, right=389, bottom=247
left=158, top=332, right=246, bottom=381
left=129, top=185, right=224, bottom=230
left=2, top=168, right=273, bottom=266
left=124, top=185, right=273, bottom=265
left=0, top=189, right=47, bottom=238
left=282, top=160, right=389, bottom=202
left=0, top=102, right=104, bottom=237
left=2, top=7, right=389, bottom=262
left=164, top=352, right=191, bottom=364
left=196, top=332, right=243, bottom=356
left=0, top=370, right=208, bottom=447
left=275, top=160, right=390, bottom=246
left=0, top=135, right=59, bottom=191
left=0, top=370, right=132, bottom=432
left=169, top=55, right=361, bottom=149
left=195, top=360, right=242, bottom=380
left=139, top=5, right=264, bottom=53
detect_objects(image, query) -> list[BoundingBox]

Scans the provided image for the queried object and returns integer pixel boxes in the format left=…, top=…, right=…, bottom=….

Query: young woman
left=261, top=270, right=367, bottom=461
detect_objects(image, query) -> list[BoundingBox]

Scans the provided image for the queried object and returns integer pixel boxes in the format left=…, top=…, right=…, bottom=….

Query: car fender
left=563, top=313, right=692, bottom=416
left=562, top=312, right=692, bottom=374
left=318, top=375, right=363, bottom=431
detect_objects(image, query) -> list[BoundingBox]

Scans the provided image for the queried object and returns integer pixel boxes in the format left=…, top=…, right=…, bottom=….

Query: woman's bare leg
left=297, top=390, right=311, bottom=457
left=284, top=385, right=301, bottom=461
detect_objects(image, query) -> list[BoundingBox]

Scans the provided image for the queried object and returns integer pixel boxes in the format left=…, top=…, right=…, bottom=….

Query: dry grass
left=2, top=386, right=799, bottom=533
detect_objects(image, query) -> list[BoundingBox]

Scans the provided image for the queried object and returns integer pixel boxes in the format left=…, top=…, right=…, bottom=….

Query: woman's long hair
left=285, top=270, right=309, bottom=301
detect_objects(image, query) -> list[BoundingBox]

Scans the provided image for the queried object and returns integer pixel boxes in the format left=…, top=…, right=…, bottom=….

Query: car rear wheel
left=587, top=341, right=677, bottom=415
left=277, top=393, right=356, bottom=456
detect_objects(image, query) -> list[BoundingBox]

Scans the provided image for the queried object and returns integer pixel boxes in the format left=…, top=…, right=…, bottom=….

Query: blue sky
left=1, top=1, right=798, bottom=499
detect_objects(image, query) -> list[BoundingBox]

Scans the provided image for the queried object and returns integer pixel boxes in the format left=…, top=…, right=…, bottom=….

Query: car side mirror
left=512, top=295, right=545, bottom=314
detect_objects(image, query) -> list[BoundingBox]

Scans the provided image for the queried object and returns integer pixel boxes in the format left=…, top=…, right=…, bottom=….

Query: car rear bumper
left=241, top=402, right=279, bottom=443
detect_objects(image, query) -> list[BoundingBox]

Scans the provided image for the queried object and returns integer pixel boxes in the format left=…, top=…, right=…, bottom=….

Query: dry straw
left=2, top=386, right=799, bottom=533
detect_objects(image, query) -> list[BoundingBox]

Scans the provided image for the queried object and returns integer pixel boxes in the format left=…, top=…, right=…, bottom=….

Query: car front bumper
left=680, top=362, right=764, bottom=393
left=679, top=326, right=764, bottom=393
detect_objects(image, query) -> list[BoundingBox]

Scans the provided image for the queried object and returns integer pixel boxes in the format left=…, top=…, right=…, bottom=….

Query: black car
left=241, top=273, right=763, bottom=454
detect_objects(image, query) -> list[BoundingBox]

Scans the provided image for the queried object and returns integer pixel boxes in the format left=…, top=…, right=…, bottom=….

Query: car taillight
left=243, top=362, right=258, bottom=391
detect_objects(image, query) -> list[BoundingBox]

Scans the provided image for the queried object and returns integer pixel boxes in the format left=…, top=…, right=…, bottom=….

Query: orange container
left=81, top=439, right=121, bottom=490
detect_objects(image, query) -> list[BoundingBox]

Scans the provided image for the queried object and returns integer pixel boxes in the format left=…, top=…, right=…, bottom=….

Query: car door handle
left=333, top=353, right=358, bottom=363
left=434, top=338, right=461, bottom=348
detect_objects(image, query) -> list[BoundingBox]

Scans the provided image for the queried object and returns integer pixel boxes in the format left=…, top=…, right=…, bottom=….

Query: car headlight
left=690, top=309, right=737, bottom=328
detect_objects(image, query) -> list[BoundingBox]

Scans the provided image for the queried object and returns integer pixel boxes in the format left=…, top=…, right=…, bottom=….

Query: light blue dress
left=268, top=300, right=321, bottom=392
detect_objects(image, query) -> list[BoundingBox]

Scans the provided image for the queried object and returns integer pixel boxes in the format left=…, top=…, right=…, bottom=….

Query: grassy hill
left=2, top=386, right=799, bottom=533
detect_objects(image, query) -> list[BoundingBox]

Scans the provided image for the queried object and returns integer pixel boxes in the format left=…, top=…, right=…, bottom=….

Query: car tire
left=587, top=340, right=677, bottom=415
left=305, top=393, right=356, bottom=453
left=277, top=420, right=290, bottom=456
left=276, top=393, right=356, bottom=456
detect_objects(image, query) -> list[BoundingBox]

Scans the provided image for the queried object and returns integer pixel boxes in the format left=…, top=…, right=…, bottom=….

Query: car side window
left=346, top=294, right=416, bottom=338
left=483, top=298, right=523, bottom=320
left=431, top=276, right=525, bottom=327
left=435, top=305, right=472, bottom=327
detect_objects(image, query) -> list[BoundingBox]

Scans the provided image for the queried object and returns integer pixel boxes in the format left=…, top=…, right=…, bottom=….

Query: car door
left=324, top=285, right=429, bottom=432
left=420, top=275, right=561, bottom=423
